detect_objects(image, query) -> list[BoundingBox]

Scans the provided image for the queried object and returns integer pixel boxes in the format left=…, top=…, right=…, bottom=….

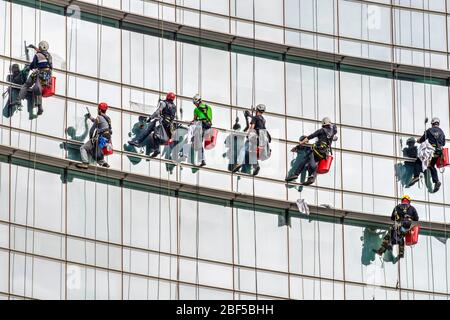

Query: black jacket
left=418, top=127, right=446, bottom=148
left=391, top=203, right=419, bottom=223
left=307, top=125, right=337, bottom=147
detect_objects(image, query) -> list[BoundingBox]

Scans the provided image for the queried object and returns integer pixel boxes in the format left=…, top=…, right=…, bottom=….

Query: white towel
left=418, top=140, right=435, bottom=171
left=296, top=198, right=310, bottom=215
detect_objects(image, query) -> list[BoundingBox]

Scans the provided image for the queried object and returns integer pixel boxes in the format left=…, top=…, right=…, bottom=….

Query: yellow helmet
left=401, top=195, right=411, bottom=202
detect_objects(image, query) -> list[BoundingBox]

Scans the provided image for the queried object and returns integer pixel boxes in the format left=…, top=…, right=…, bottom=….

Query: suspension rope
left=251, top=0, right=259, bottom=300
left=313, top=0, right=321, bottom=299
left=156, top=0, right=165, bottom=300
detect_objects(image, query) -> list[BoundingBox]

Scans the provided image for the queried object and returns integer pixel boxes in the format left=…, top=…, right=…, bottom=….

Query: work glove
left=84, top=113, right=91, bottom=119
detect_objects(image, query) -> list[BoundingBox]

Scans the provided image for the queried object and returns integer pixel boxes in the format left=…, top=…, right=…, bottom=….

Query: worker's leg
left=17, top=75, right=34, bottom=102
left=285, top=149, right=313, bottom=181
left=80, top=140, right=93, bottom=164
left=429, top=157, right=439, bottom=183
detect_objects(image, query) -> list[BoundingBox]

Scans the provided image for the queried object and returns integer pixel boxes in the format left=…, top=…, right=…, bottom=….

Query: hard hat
left=406, top=137, right=416, bottom=145
left=322, top=117, right=332, bottom=126
left=256, top=104, right=266, bottom=112
left=193, top=94, right=201, bottom=105
left=98, top=102, right=109, bottom=112
left=401, top=195, right=411, bottom=202
left=166, top=92, right=176, bottom=101
left=38, top=41, right=49, bottom=51
left=431, top=117, right=440, bottom=125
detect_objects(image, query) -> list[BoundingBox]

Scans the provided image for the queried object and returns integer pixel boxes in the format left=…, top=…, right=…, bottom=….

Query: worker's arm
left=28, top=55, right=38, bottom=70
left=149, top=100, right=164, bottom=120
left=300, top=129, right=321, bottom=144
left=207, top=107, right=212, bottom=123
left=417, top=132, right=427, bottom=144
left=89, top=118, right=99, bottom=139
left=390, top=208, right=397, bottom=221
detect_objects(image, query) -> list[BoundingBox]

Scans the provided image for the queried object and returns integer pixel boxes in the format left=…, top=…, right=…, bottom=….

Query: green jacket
left=194, top=103, right=212, bottom=124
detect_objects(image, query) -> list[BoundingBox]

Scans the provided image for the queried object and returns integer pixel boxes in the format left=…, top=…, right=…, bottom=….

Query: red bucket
left=317, top=155, right=333, bottom=174
left=42, top=76, right=56, bottom=98
left=204, top=128, right=218, bottom=150
left=405, top=225, right=420, bottom=246
left=437, top=147, right=449, bottom=168
left=102, top=142, right=113, bottom=156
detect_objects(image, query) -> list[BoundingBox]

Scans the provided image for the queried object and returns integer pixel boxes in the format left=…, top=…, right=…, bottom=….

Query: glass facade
left=0, top=0, right=449, bottom=299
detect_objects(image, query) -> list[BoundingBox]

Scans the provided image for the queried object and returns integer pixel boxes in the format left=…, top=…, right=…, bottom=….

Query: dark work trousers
left=200, top=121, right=211, bottom=161
left=292, top=148, right=320, bottom=177
left=429, top=156, right=440, bottom=183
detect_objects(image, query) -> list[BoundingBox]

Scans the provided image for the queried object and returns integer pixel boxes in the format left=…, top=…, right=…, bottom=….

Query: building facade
left=0, top=0, right=449, bottom=299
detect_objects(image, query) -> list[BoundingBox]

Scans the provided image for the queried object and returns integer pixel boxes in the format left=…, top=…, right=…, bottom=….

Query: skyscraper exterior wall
left=0, top=0, right=449, bottom=300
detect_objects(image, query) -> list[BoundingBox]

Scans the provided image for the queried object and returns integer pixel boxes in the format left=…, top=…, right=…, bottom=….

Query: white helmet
left=38, top=41, right=49, bottom=51
left=431, top=117, right=440, bottom=125
left=256, top=104, right=266, bottom=112
left=322, top=117, right=332, bottom=126
left=193, top=94, right=201, bottom=105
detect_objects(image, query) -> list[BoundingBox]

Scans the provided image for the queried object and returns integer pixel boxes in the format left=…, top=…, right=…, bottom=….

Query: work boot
left=407, top=176, right=420, bottom=187
left=302, top=176, right=315, bottom=186
left=200, top=160, right=206, bottom=167
left=37, top=105, right=43, bottom=115
left=150, top=150, right=160, bottom=158
left=433, top=181, right=441, bottom=193
left=252, top=165, right=260, bottom=176
left=231, top=164, right=242, bottom=173
left=76, top=162, right=89, bottom=169
left=285, top=174, right=299, bottom=182
left=128, top=140, right=139, bottom=147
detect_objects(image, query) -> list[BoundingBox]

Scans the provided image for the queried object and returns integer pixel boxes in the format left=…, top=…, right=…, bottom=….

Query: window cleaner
left=285, top=117, right=338, bottom=185
left=231, top=104, right=271, bottom=176
left=12, top=41, right=53, bottom=116
left=190, top=94, right=215, bottom=166
left=373, top=195, right=419, bottom=259
left=128, top=92, right=177, bottom=158
left=76, top=102, right=112, bottom=169
left=418, top=117, right=446, bottom=193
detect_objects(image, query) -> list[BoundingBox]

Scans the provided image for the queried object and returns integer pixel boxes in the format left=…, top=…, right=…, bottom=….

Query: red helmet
left=98, top=102, right=109, bottom=112
left=166, top=92, right=176, bottom=101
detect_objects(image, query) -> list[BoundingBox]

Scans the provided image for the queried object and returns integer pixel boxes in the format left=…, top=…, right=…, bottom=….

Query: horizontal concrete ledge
left=0, top=144, right=449, bottom=236
left=10, top=0, right=450, bottom=83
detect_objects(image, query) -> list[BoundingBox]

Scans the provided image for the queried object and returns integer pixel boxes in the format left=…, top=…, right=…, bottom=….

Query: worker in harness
left=403, top=137, right=423, bottom=187
left=13, top=41, right=53, bottom=116
left=128, top=92, right=177, bottom=158
left=285, top=117, right=337, bottom=185
left=76, top=102, right=112, bottom=169
left=374, top=195, right=419, bottom=259
left=3, top=63, right=30, bottom=117
left=418, top=117, right=446, bottom=193
left=231, top=104, right=270, bottom=176
left=191, top=94, right=212, bottom=167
